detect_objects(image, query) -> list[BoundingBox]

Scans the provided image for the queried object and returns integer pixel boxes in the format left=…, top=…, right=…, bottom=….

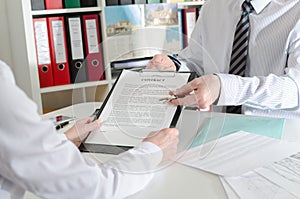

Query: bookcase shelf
left=1, top=0, right=203, bottom=114
left=31, top=7, right=102, bottom=16
left=40, top=80, right=110, bottom=93
left=1, top=0, right=112, bottom=113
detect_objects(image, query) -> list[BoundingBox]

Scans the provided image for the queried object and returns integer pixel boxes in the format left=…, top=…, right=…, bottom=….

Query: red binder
left=45, top=0, right=63, bottom=9
left=182, top=8, right=197, bottom=47
left=33, top=18, right=54, bottom=88
left=82, top=14, right=104, bottom=81
left=47, top=17, right=71, bottom=86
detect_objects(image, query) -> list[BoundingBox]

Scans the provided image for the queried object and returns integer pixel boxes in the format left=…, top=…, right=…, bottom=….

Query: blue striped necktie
left=226, top=1, right=254, bottom=114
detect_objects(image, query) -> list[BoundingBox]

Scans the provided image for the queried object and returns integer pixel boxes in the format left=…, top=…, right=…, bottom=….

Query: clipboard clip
left=139, top=69, right=176, bottom=77
left=90, top=108, right=101, bottom=121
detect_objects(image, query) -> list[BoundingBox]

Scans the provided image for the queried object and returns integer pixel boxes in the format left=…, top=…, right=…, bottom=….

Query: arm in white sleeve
left=216, top=73, right=298, bottom=110
left=100, top=142, right=163, bottom=199
left=0, top=76, right=162, bottom=199
left=216, top=20, right=300, bottom=110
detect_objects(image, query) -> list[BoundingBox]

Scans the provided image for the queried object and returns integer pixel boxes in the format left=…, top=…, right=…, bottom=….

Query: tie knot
left=242, top=1, right=254, bottom=13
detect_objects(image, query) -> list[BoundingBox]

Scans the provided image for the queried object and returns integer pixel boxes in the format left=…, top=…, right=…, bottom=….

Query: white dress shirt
left=179, top=0, right=300, bottom=118
left=0, top=60, right=163, bottom=199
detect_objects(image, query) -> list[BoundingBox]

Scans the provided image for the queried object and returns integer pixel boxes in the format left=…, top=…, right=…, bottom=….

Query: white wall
left=0, top=0, right=43, bottom=112
left=0, top=0, right=13, bottom=66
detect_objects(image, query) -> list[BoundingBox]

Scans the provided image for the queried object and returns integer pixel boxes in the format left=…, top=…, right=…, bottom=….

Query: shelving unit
left=2, top=0, right=113, bottom=114
left=1, top=0, right=204, bottom=114
left=31, top=7, right=101, bottom=16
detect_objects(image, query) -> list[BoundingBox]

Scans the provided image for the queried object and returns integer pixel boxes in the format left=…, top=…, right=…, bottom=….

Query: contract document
left=80, top=69, right=193, bottom=154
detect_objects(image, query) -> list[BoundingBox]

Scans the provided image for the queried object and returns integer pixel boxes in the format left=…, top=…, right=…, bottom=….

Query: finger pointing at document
left=169, top=74, right=221, bottom=109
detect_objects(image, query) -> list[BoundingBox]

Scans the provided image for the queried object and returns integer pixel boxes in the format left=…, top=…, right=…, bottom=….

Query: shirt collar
left=250, top=0, right=272, bottom=14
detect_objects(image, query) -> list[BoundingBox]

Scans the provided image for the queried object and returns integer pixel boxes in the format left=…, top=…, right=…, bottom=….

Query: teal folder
left=190, top=116, right=286, bottom=148
left=64, top=0, right=81, bottom=8
left=146, top=0, right=161, bottom=3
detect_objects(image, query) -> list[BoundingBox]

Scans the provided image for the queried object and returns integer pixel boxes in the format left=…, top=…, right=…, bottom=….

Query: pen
left=159, top=95, right=185, bottom=103
left=55, top=121, right=69, bottom=130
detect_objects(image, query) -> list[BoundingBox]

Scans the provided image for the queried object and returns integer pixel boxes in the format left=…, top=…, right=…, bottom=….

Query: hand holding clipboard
left=79, top=69, right=195, bottom=154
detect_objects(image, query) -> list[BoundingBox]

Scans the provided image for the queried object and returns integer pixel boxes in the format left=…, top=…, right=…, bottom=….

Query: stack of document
left=222, top=152, right=300, bottom=199
left=177, top=116, right=300, bottom=198
left=178, top=131, right=300, bottom=176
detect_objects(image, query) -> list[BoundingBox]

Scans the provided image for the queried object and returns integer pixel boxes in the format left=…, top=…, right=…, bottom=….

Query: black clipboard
left=79, top=69, right=196, bottom=155
left=110, top=56, right=153, bottom=78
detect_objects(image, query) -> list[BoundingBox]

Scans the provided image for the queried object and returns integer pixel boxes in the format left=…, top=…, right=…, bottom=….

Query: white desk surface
left=24, top=102, right=300, bottom=199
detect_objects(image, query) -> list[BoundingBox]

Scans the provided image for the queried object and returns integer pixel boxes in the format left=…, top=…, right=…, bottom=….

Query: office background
left=0, top=0, right=203, bottom=114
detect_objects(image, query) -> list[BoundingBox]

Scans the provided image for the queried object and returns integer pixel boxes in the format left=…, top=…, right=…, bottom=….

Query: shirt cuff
left=137, top=141, right=162, bottom=153
left=215, top=73, right=240, bottom=106
left=101, top=141, right=163, bottom=174
left=131, top=141, right=163, bottom=167
left=58, top=132, right=69, bottom=142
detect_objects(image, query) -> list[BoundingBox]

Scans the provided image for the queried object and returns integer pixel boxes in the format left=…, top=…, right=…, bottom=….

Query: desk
left=24, top=102, right=300, bottom=199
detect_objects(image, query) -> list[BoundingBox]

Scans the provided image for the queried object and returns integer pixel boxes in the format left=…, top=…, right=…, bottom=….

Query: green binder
left=64, top=0, right=81, bottom=8
left=190, top=116, right=286, bottom=148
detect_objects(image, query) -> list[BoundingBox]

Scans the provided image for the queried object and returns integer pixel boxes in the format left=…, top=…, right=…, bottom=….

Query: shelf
left=6, top=0, right=203, bottom=113
left=31, top=7, right=101, bottom=16
left=40, top=80, right=110, bottom=93
left=177, top=1, right=205, bottom=9
left=30, top=1, right=205, bottom=16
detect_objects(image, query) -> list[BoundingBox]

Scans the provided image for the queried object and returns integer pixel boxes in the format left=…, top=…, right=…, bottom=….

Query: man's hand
left=169, top=74, right=221, bottom=109
left=143, top=128, right=179, bottom=161
left=65, top=117, right=102, bottom=147
left=146, top=54, right=176, bottom=71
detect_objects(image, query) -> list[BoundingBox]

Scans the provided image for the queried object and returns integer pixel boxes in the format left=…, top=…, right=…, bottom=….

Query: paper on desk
left=219, top=177, right=239, bottom=199
left=178, top=131, right=300, bottom=176
left=190, top=116, right=285, bottom=148
left=223, top=171, right=297, bottom=199
left=255, top=152, right=300, bottom=198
